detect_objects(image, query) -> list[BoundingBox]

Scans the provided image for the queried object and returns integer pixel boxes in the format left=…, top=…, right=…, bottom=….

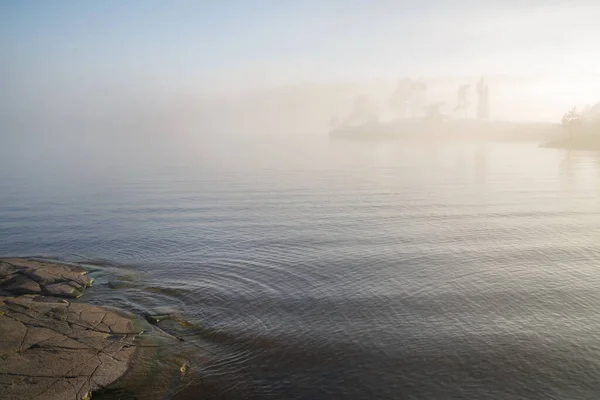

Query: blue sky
left=2, top=0, right=600, bottom=92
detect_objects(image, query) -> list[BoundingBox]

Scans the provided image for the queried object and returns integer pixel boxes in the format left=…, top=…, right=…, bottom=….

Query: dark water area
left=2, top=134, right=600, bottom=399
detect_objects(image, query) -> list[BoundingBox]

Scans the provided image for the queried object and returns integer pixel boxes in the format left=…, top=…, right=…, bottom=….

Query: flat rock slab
left=0, top=295, right=144, bottom=400
left=0, top=259, right=191, bottom=400
left=0, top=259, right=93, bottom=298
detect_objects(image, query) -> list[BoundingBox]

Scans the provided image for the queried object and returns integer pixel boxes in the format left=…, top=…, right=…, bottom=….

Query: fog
left=4, top=4, right=600, bottom=399
left=2, top=1, right=600, bottom=153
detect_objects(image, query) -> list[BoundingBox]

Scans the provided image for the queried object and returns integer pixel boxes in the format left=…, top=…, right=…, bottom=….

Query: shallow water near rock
left=2, top=136, right=600, bottom=398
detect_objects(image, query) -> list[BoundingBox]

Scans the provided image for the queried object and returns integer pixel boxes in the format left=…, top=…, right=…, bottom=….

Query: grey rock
left=3, top=275, right=42, bottom=295
left=44, top=282, right=83, bottom=298
left=0, top=262, right=17, bottom=278
left=0, top=259, right=190, bottom=400
left=0, top=259, right=94, bottom=298
left=0, top=295, right=141, bottom=400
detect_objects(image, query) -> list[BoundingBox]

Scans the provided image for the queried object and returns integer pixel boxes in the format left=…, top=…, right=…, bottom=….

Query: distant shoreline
left=329, top=119, right=566, bottom=143
left=541, top=133, right=600, bottom=151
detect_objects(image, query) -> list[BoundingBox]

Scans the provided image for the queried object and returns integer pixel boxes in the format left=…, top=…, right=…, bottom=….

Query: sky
left=2, top=0, right=600, bottom=132
left=2, top=0, right=600, bottom=91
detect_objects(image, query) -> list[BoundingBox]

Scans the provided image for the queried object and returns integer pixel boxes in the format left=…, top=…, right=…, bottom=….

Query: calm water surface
left=2, top=136, right=600, bottom=399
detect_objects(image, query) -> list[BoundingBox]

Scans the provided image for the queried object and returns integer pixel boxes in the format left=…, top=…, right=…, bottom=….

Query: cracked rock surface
left=0, top=258, right=186, bottom=400
left=0, top=259, right=93, bottom=298
left=0, top=295, right=142, bottom=399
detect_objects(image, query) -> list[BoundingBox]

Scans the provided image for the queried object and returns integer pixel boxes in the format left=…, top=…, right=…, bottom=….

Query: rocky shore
left=0, top=258, right=191, bottom=400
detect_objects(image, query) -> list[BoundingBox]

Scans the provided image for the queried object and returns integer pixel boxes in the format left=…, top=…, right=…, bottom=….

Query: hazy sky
left=2, top=0, right=600, bottom=92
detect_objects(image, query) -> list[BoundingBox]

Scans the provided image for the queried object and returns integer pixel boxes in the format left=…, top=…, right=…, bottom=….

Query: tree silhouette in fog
left=390, top=79, right=428, bottom=118
left=454, top=84, right=471, bottom=117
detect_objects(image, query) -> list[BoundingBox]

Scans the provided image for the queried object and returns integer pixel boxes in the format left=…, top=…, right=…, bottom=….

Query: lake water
left=2, top=135, right=600, bottom=399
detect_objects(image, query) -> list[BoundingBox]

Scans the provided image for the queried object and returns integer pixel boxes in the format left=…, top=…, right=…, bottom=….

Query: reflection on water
left=1, top=139, right=600, bottom=399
